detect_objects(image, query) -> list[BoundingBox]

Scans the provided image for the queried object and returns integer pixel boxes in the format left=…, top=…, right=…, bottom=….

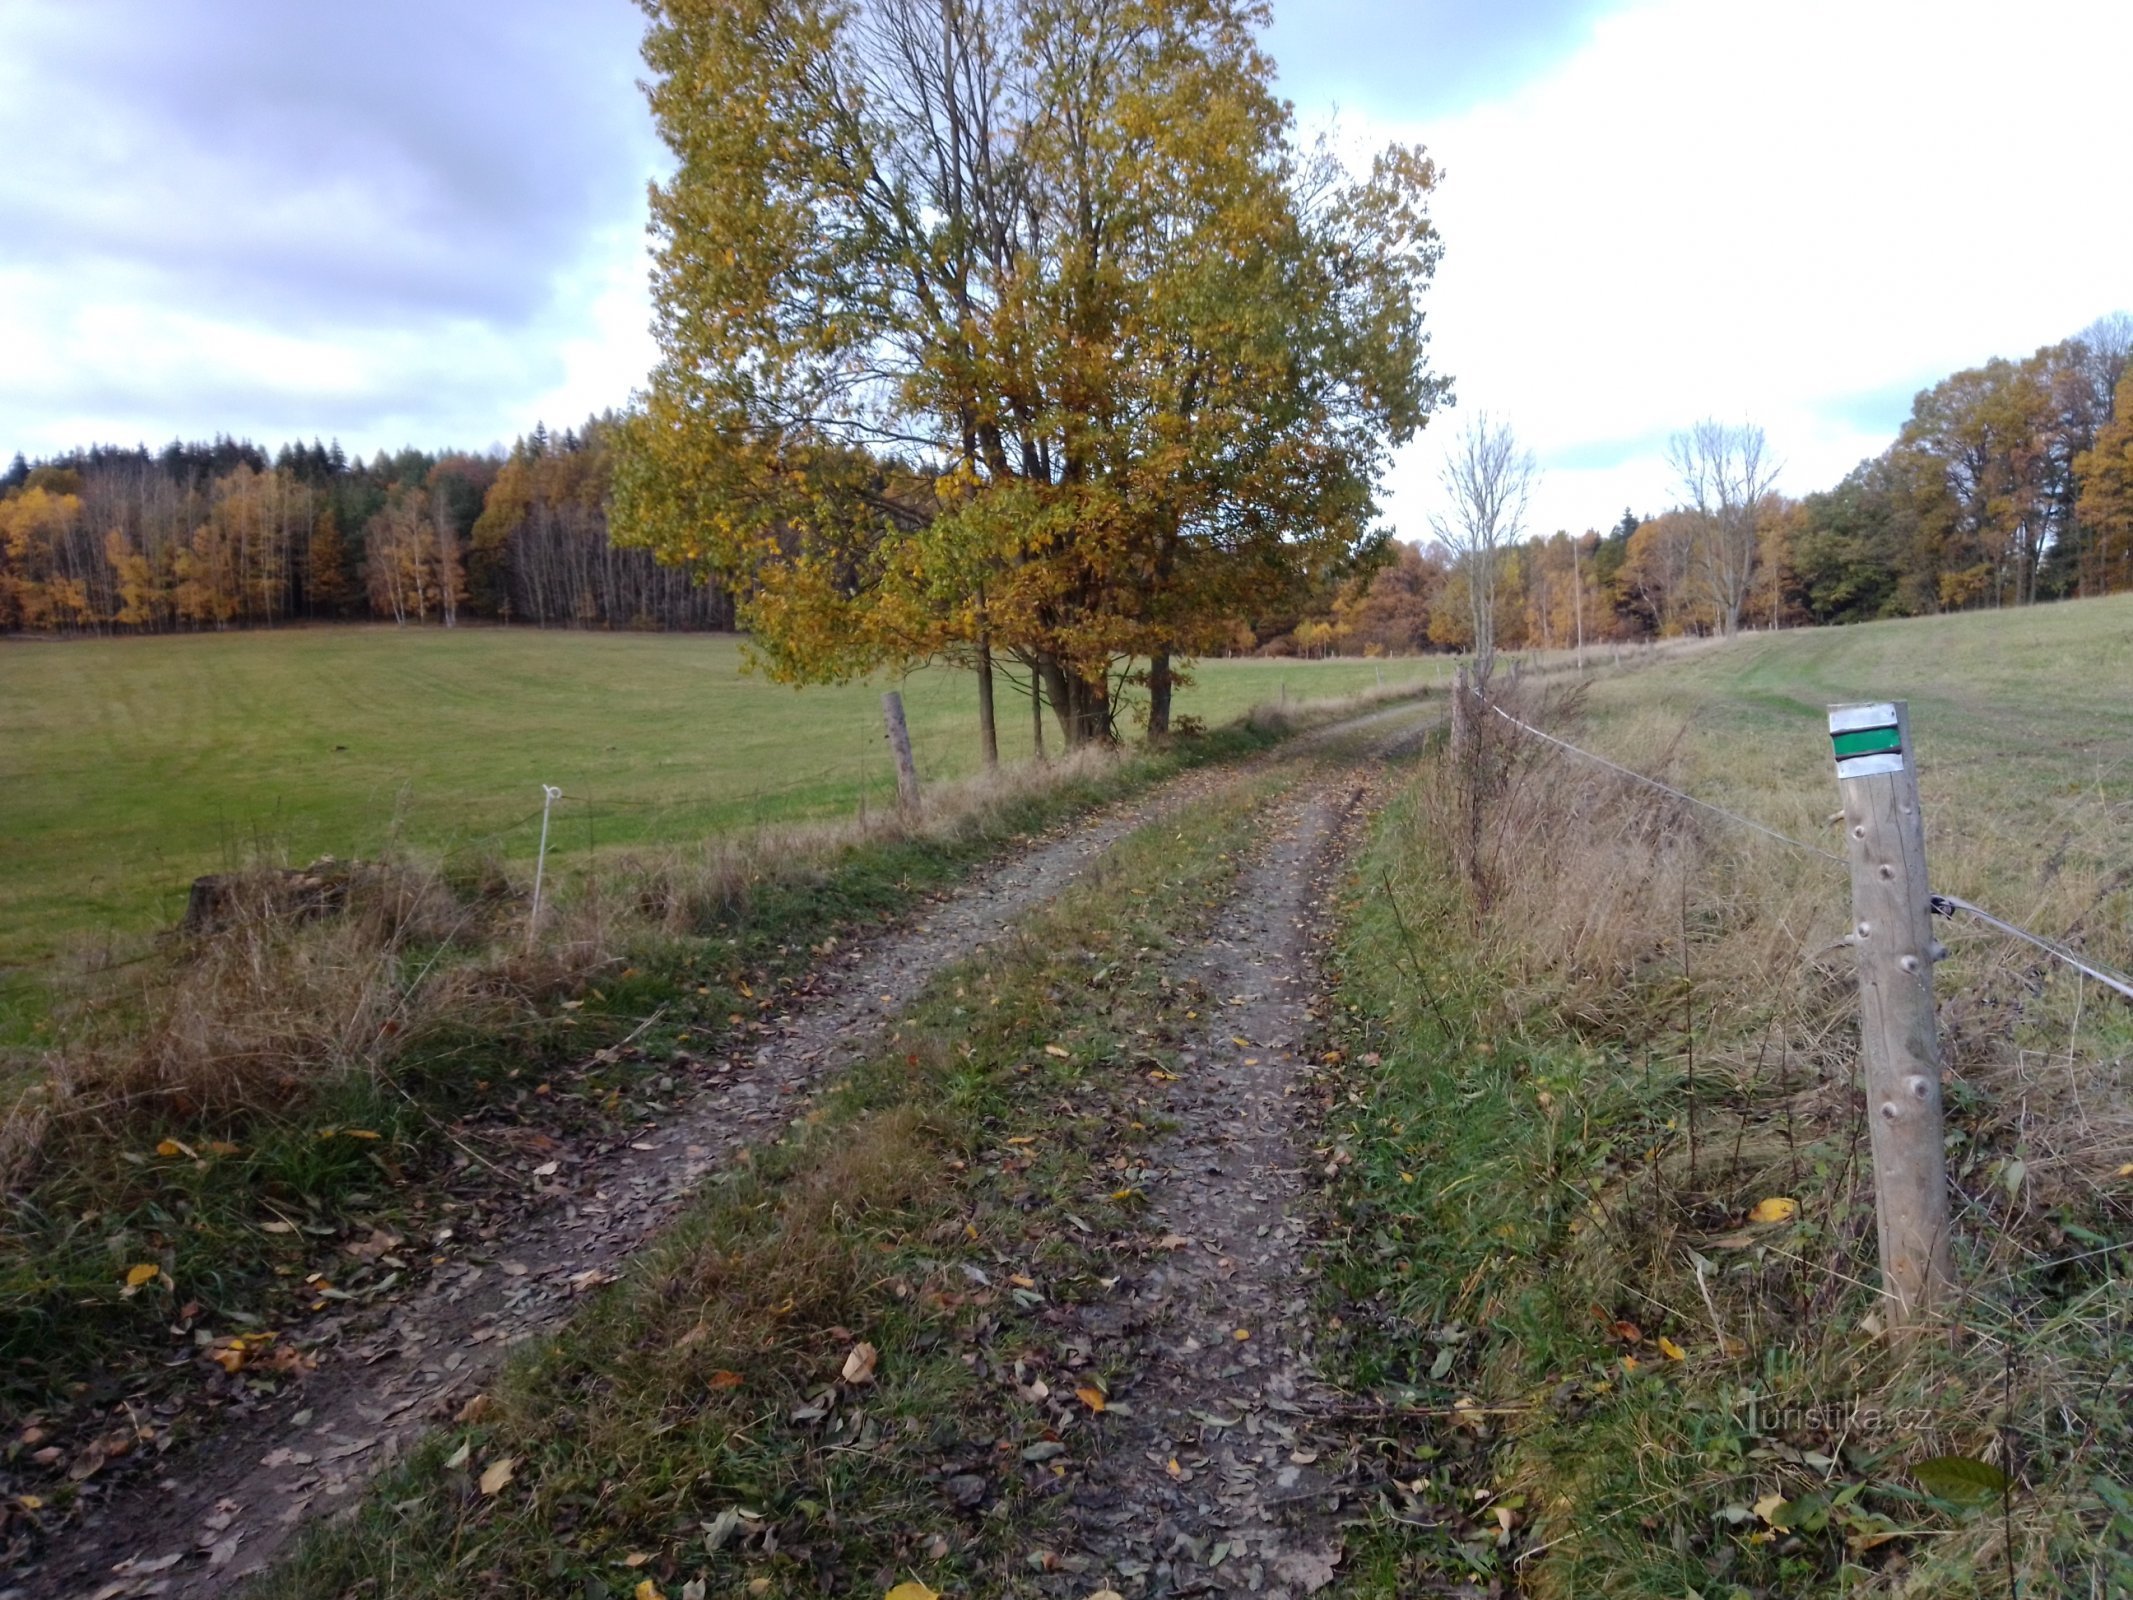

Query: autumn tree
left=1667, top=418, right=1779, bottom=635
left=1428, top=412, right=1535, bottom=686
left=2075, top=364, right=2133, bottom=595
left=1332, top=538, right=1443, bottom=654
left=614, top=0, right=1448, bottom=747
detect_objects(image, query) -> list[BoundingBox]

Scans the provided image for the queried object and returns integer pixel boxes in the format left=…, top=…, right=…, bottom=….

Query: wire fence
left=1483, top=697, right=2133, bottom=1005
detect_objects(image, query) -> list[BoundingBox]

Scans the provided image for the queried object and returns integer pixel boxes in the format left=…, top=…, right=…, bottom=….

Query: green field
left=0, top=626, right=1439, bottom=990
left=1579, top=595, right=2133, bottom=904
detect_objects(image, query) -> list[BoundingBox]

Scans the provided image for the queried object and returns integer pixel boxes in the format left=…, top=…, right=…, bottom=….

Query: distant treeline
left=1275, top=313, right=2133, bottom=658
left=0, top=416, right=734, bottom=635
left=7, top=316, right=2128, bottom=649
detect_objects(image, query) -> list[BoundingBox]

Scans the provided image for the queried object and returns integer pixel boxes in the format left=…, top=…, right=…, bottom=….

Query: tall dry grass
left=1421, top=677, right=2131, bottom=1593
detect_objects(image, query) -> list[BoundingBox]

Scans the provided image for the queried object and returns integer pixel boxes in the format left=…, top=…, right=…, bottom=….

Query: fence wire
left=1481, top=695, right=2133, bottom=1005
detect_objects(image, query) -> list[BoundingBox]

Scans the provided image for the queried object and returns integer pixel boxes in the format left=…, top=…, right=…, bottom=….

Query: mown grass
left=259, top=756, right=1295, bottom=1598
left=1321, top=599, right=2133, bottom=1597
left=0, top=625, right=1441, bottom=1015
left=0, top=709, right=1330, bottom=1532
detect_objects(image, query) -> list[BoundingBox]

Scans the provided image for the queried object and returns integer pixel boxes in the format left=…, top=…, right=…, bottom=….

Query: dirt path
left=17, top=706, right=1426, bottom=1600
left=1036, top=770, right=1381, bottom=1599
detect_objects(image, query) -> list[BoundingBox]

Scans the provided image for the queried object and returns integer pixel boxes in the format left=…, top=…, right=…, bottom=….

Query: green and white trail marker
left=1829, top=702, right=1905, bottom=779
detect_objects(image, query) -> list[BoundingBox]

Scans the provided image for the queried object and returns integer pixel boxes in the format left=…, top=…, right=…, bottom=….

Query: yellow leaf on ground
left=1749, top=1197, right=1800, bottom=1224
left=622, top=1551, right=651, bottom=1567
left=634, top=1581, right=664, bottom=1600
left=1043, top=1044, right=1070, bottom=1058
left=1233, top=1328, right=1250, bottom=1341
left=124, top=1263, right=160, bottom=1288
left=708, top=1370, right=744, bottom=1390
left=1658, top=1337, right=1686, bottom=1361
left=1753, top=1492, right=1786, bottom=1525
left=478, top=1456, right=517, bottom=1495
left=1075, top=1385, right=1106, bottom=1413
left=842, top=1341, right=879, bottom=1385
left=155, top=1138, right=195, bottom=1159
left=883, top=1584, right=940, bottom=1600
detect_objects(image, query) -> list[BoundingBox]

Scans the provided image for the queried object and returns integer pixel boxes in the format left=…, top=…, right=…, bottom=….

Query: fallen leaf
left=155, top=1138, right=195, bottom=1159
left=635, top=1581, right=665, bottom=1600
left=455, top=1394, right=493, bottom=1424
left=478, top=1456, right=517, bottom=1496
left=1075, top=1385, right=1107, bottom=1413
left=1911, top=1454, right=2009, bottom=1509
left=842, top=1341, right=879, bottom=1385
left=1233, top=1328, right=1250, bottom=1341
left=1611, top=1320, right=1642, bottom=1343
left=1749, top=1196, right=1800, bottom=1224
left=1753, top=1492, right=1786, bottom=1525
left=260, top=1220, right=295, bottom=1235
left=443, top=1441, right=472, bottom=1470
left=1043, top=1044, right=1071, bottom=1059
left=1657, top=1336, right=1687, bottom=1361
left=125, top=1262, right=161, bottom=1288
left=622, top=1551, right=652, bottom=1567
left=883, top=1584, right=940, bottom=1600
left=708, top=1370, right=744, bottom=1390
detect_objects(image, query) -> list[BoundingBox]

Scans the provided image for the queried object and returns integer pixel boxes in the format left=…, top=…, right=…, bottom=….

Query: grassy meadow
left=0, top=625, right=1440, bottom=1009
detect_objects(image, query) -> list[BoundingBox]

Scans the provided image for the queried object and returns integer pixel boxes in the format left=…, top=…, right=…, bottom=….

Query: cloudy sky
left=2, top=0, right=2128, bottom=538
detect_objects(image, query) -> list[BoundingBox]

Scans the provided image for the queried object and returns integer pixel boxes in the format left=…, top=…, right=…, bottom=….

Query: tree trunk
left=1038, top=657, right=1112, bottom=747
left=1148, top=651, right=1173, bottom=739
left=976, top=618, right=999, bottom=769
left=1029, top=665, right=1047, bottom=761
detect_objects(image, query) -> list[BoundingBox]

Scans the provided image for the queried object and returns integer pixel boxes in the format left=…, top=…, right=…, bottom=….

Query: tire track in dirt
left=1039, top=769, right=1384, bottom=1600
left=19, top=705, right=1428, bottom=1600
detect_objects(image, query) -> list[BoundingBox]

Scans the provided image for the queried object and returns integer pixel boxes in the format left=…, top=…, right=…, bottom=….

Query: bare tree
left=1430, top=411, right=1537, bottom=688
left=1667, top=418, right=1780, bottom=636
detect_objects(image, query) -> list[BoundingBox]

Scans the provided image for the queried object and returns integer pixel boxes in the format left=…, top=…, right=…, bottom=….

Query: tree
left=2075, top=365, right=2133, bottom=595
left=1666, top=418, right=1779, bottom=636
left=1332, top=539, right=1443, bottom=654
left=614, top=0, right=1447, bottom=747
left=1427, top=411, right=1535, bottom=686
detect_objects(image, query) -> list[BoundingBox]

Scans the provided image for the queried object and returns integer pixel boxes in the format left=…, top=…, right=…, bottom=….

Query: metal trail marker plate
left=1829, top=702, right=1904, bottom=780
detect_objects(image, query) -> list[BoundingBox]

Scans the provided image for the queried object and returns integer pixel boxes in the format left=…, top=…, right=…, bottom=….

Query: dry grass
left=1394, top=661, right=2133, bottom=1594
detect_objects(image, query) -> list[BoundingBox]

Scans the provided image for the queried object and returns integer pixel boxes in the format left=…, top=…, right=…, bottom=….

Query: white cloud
left=1328, top=0, right=2133, bottom=539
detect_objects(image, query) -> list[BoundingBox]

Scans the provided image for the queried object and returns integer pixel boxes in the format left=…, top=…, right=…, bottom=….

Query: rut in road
left=20, top=704, right=1427, bottom=1600
left=1037, top=770, right=1382, bottom=1600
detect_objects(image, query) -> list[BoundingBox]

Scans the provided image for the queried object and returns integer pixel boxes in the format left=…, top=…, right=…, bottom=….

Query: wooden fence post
left=1449, top=664, right=1471, bottom=764
left=882, top=690, right=921, bottom=811
left=1829, top=700, right=1954, bottom=1327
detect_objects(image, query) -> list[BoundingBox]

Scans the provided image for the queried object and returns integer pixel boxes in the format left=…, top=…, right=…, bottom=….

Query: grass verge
left=256, top=763, right=1295, bottom=1597
left=1316, top=702, right=2131, bottom=1598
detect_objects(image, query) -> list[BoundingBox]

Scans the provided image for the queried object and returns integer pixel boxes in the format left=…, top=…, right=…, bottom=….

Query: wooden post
left=1450, top=663, right=1471, bottom=764
left=882, top=690, right=921, bottom=811
left=1829, top=700, right=1953, bottom=1327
